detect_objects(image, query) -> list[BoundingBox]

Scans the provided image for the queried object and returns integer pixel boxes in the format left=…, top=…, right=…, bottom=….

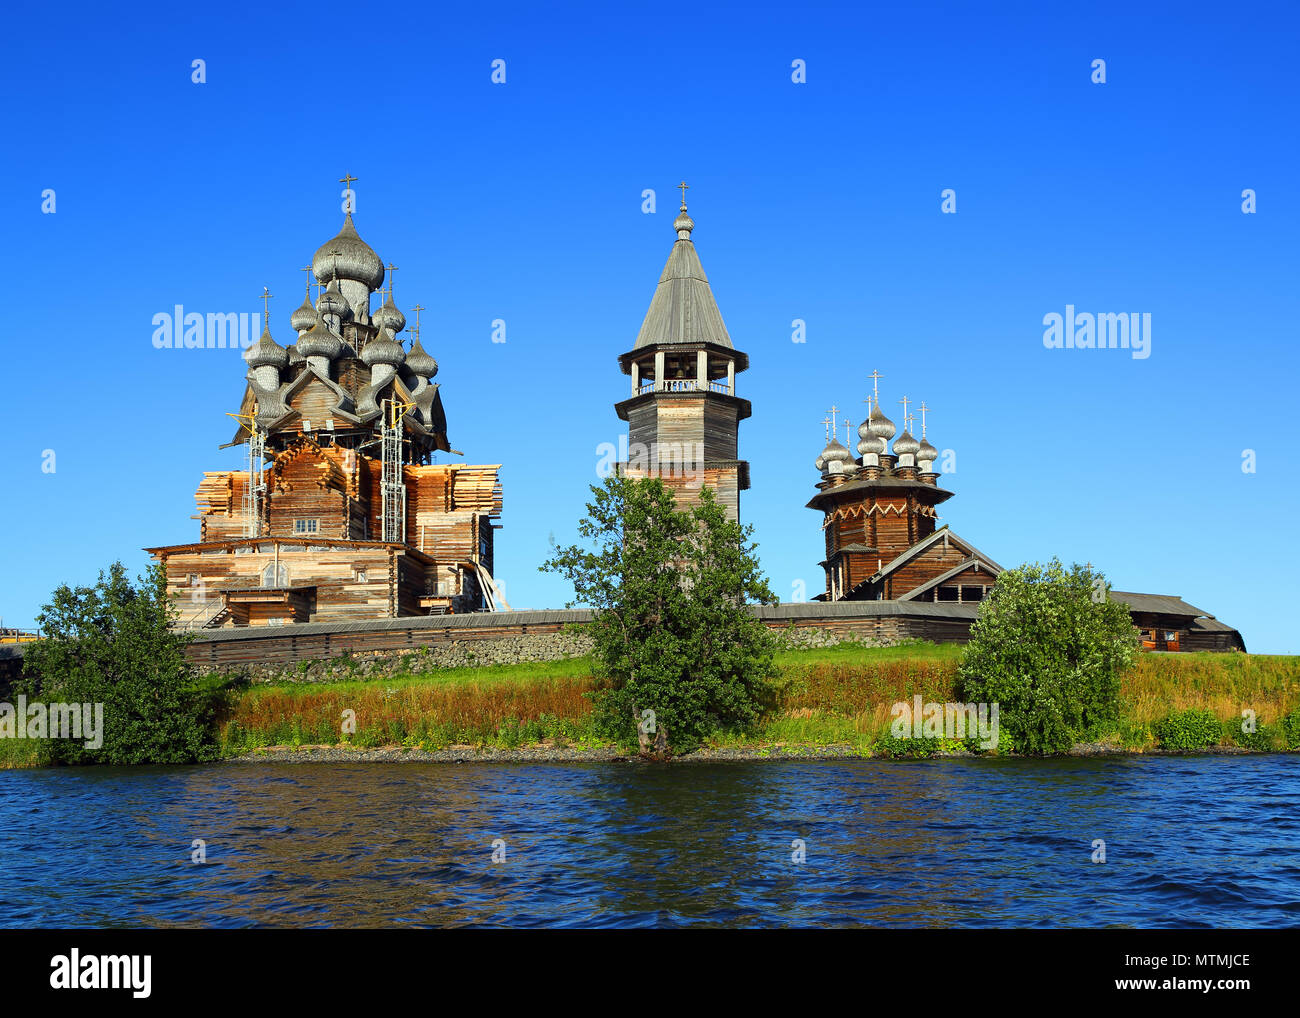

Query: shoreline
left=226, top=742, right=1278, bottom=764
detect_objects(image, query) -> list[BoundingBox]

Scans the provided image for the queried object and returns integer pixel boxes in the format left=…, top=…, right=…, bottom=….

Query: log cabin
left=148, top=201, right=505, bottom=627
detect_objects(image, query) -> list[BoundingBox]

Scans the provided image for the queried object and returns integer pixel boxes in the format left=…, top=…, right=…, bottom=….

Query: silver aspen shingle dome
left=298, top=319, right=345, bottom=360
left=290, top=295, right=317, bottom=333
left=244, top=327, right=288, bottom=369
left=894, top=430, right=921, bottom=457
left=868, top=403, right=896, bottom=440
left=405, top=337, right=438, bottom=378
left=373, top=295, right=406, bottom=333
left=361, top=328, right=406, bottom=367
left=857, top=430, right=886, bottom=457
left=917, top=436, right=939, bottom=464
left=313, top=214, right=385, bottom=291
left=316, top=281, right=352, bottom=322
left=820, top=438, right=853, bottom=468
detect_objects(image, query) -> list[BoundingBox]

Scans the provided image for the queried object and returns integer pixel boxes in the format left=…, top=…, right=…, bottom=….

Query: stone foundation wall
left=224, top=631, right=599, bottom=684
left=207, top=616, right=912, bottom=684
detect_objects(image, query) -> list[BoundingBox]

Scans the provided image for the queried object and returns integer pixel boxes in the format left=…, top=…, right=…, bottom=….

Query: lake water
left=2, top=757, right=1298, bottom=928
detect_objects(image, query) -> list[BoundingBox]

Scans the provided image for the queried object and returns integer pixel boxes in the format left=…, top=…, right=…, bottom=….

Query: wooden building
left=613, top=188, right=751, bottom=520
left=148, top=201, right=506, bottom=627
left=809, top=377, right=1245, bottom=651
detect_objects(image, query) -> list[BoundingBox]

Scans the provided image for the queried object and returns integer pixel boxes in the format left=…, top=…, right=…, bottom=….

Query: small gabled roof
left=870, top=527, right=1005, bottom=585
left=896, top=556, right=1002, bottom=601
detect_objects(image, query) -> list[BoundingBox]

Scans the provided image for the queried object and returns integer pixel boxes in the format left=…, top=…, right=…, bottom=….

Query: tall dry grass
left=1120, top=653, right=1300, bottom=726
left=217, top=644, right=1300, bottom=754
left=223, top=675, right=601, bottom=751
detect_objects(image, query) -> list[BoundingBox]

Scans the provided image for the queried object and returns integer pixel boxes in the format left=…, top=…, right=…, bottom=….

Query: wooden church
left=147, top=189, right=506, bottom=627
left=808, top=378, right=1244, bottom=651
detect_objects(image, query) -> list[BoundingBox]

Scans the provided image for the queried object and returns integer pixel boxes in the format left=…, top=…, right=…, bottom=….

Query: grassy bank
left=0, top=738, right=45, bottom=770
left=215, top=642, right=1300, bottom=758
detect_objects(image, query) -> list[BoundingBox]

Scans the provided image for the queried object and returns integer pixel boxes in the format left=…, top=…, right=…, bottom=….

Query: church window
left=294, top=518, right=319, bottom=535
left=261, top=562, right=288, bottom=588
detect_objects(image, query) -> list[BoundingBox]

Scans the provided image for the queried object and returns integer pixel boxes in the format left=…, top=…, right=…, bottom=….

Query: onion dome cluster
left=816, top=389, right=941, bottom=478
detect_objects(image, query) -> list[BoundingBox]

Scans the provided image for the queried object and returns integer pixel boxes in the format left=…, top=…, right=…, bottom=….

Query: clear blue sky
left=3, top=1, right=1297, bottom=652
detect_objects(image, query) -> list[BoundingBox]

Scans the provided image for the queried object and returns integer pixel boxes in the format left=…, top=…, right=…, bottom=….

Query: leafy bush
left=873, top=728, right=941, bottom=758
left=18, top=562, right=223, bottom=765
left=958, top=559, right=1138, bottom=755
left=1153, top=708, right=1222, bottom=751
left=1230, top=719, right=1280, bottom=752
left=543, top=476, right=780, bottom=753
left=1281, top=708, right=1300, bottom=750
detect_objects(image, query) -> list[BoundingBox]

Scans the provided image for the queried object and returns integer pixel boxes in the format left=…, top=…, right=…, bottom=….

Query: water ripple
left=1, top=756, right=1298, bottom=927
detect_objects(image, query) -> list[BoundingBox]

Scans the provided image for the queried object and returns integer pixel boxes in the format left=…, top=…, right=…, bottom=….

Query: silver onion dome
left=373, top=295, right=406, bottom=334
left=316, top=281, right=352, bottom=322
left=820, top=438, right=853, bottom=469
left=673, top=209, right=695, bottom=239
left=857, top=431, right=886, bottom=457
left=290, top=295, right=317, bottom=334
left=243, top=327, right=288, bottom=369
left=313, top=214, right=385, bottom=291
left=361, top=328, right=406, bottom=367
left=894, top=430, right=921, bottom=458
left=405, top=336, right=438, bottom=378
left=868, top=403, right=896, bottom=440
left=917, top=436, right=939, bottom=465
left=298, top=319, right=345, bottom=360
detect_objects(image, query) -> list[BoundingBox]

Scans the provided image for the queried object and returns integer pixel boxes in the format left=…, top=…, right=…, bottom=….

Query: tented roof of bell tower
left=633, top=203, right=734, bottom=351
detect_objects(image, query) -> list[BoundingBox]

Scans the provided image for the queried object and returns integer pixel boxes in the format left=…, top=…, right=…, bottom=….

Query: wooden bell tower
left=613, top=185, right=751, bottom=520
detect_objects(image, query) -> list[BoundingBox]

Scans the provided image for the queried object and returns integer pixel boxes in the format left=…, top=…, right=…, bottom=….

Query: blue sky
left=3, top=1, right=1297, bottom=651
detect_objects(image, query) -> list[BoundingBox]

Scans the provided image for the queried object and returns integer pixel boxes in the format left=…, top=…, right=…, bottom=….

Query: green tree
left=543, top=475, right=780, bottom=754
left=958, top=558, right=1138, bottom=754
left=19, top=562, right=222, bottom=765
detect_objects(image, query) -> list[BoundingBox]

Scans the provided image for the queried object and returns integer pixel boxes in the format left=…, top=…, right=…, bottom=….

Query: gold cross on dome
left=259, top=286, right=273, bottom=327
left=677, top=180, right=689, bottom=209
